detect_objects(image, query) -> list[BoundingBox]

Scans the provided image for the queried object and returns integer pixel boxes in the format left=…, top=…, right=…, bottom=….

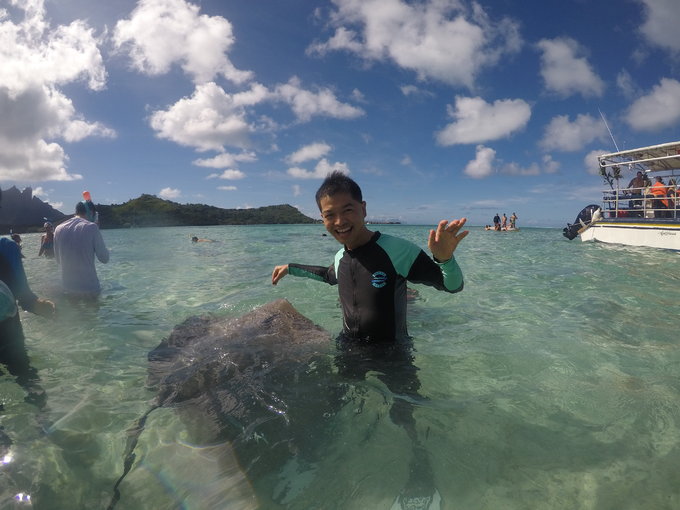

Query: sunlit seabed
left=2, top=225, right=678, bottom=509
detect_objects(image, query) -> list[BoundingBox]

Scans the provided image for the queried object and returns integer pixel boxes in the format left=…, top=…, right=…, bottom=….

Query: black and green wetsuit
left=289, top=231, right=464, bottom=342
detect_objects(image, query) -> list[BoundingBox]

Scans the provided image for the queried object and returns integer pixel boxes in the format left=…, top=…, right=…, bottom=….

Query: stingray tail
left=106, top=405, right=159, bottom=510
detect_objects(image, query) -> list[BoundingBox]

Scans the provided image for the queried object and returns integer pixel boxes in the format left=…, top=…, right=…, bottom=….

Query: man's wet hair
left=315, top=171, right=363, bottom=210
left=75, top=201, right=87, bottom=216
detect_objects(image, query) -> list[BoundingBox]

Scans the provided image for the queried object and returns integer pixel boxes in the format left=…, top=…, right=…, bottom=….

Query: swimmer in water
left=191, top=236, right=215, bottom=243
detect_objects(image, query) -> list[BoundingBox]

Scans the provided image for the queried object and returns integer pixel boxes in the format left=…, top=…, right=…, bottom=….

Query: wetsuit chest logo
left=371, top=271, right=388, bottom=288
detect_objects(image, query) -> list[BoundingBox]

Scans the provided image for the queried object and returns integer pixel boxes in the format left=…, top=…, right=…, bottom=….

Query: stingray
left=107, top=299, right=340, bottom=509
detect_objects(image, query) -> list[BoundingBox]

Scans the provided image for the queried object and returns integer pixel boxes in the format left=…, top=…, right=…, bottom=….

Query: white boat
left=563, top=141, right=680, bottom=251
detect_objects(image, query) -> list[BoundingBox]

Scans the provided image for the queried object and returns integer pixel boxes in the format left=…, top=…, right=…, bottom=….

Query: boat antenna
left=599, top=108, right=620, bottom=152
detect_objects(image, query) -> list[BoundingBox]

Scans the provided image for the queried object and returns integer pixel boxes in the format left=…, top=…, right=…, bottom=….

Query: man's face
left=319, top=192, right=368, bottom=249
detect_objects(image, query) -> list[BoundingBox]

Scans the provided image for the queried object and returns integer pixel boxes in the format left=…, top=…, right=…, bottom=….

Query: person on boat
left=501, top=213, right=507, bottom=229
left=54, top=201, right=110, bottom=298
left=650, top=176, right=670, bottom=218
left=39, top=222, right=55, bottom=258
left=627, top=171, right=646, bottom=194
left=510, top=212, right=517, bottom=229
left=625, top=171, right=647, bottom=213
left=493, top=213, right=500, bottom=230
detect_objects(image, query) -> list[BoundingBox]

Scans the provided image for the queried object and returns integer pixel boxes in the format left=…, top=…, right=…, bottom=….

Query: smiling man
left=271, top=171, right=468, bottom=343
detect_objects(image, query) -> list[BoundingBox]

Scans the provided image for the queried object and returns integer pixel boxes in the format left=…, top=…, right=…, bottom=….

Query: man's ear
left=362, top=201, right=367, bottom=218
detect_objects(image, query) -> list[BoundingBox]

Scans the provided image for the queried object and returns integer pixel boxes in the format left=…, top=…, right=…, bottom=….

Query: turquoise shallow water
left=3, top=225, right=680, bottom=509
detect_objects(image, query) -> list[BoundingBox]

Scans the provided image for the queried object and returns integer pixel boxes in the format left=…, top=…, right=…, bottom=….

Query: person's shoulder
left=0, top=237, right=20, bottom=258
left=0, top=237, right=16, bottom=251
left=376, top=232, right=421, bottom=252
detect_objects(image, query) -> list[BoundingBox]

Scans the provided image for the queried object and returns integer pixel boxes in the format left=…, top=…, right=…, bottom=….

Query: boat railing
left=602, top=184, right=679, bottom=219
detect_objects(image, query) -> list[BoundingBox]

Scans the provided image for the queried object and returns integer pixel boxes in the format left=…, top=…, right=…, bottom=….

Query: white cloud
left=287, top=142, right=332, bottom=164
left=540, top=114, right=607, bottom=152
left=159, top=187, right=181, bottom=199
left=0, top=9, right=106, bottom=95
left=464, top=145, right=496, bottom=179
left=624, top=78, right=680, bottom=132
left=308, top=0, right=521, bottom=89
left=537, top=38, right=605, bottom=98
left=500, top=162, right=540, bottom=176
left=151, top=78, right=363, bottom=153
left=215, top=169, right=245, bottom=180
left=584, top=149, right=608, bottom=176
left=400, top=84, right=434, bottom=98
left=496, top=153, right=560, bottom=177
left=292, top=184, right=302, bottom=197
left=287, top=158, right=350, bottom=179
left=542, top=154, right=560, bottom=174
left=193, top=151, right=257, bottom=168
left=149, top=82, right=255, bottom=151
left=616, top=69, right=639, bottom=99
left=351, top=88, right=366, bottom=102
left=273, top=77, right=364, bottom=122
left=113, top=0, right=252, bottom=84
left=638, top=0, right=680, bottom=55
left=0, top=1, right=110, bottom=181
left=218, top=185, right=237, bottom=191
left=435, top=96, right=531, bottom=146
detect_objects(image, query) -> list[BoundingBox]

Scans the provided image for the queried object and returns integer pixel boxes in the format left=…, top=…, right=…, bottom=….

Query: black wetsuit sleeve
left=288, top=263, right=338, bottom=285
left=406, top=251, right=464, bottom=293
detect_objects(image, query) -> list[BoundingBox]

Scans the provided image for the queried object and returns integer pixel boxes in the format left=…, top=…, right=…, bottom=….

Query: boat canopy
left=598, top=140, right=680, bottom=173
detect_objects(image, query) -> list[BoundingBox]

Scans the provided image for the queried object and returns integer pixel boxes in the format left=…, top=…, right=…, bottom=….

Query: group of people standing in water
left=485, top=212, right=518, bottom=231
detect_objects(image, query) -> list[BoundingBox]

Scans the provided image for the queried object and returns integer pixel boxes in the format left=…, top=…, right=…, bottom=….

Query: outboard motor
left=563, top=204, right=600, bottom=240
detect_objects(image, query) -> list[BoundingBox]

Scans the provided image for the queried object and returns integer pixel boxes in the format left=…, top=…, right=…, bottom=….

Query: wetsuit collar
left=345, top=231, right=380, bottom=252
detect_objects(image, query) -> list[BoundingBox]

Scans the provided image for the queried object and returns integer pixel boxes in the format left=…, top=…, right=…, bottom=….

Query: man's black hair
left=75, top=201, right=87, bottom=216
left=315, top=171, right=363, bottom=210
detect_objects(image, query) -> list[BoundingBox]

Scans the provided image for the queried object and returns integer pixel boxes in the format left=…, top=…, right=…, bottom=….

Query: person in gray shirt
left=54, top=201, right=110, bottom=297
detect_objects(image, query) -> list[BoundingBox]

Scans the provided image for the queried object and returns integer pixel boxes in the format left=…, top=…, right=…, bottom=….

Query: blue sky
left=2, top=0, right=680, bottom=226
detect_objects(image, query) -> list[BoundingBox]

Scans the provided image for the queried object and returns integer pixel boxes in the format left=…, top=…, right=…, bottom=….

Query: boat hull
left=579, top=219, right=680, bottom=250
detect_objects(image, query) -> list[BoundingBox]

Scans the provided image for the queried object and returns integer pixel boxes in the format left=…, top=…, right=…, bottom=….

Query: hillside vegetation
left=96, top=194, right=318, bottom=228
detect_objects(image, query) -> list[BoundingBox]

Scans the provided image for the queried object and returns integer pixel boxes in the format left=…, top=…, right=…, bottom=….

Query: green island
left=96, top=194, right=318, bottom=229
left=0, top=188, right=318, bottom=233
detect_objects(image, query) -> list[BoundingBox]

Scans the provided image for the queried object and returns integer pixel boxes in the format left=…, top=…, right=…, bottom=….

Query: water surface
left=5, top=225, right=679, bottom=509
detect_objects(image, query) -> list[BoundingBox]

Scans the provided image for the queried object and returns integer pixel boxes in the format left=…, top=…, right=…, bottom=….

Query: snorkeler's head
left=315, top=171, right=362, bottom=211
left=76, top=200, right=97, bottom=222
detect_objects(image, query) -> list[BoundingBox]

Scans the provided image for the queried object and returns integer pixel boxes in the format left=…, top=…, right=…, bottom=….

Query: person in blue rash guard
left=271, top=170, right=468, bottom=343
left=0, top=188, right=55, bottom=408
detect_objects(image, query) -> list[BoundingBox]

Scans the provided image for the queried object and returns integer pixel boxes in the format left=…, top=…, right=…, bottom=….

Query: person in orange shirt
left=650, top=176, right=669, bottom=218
